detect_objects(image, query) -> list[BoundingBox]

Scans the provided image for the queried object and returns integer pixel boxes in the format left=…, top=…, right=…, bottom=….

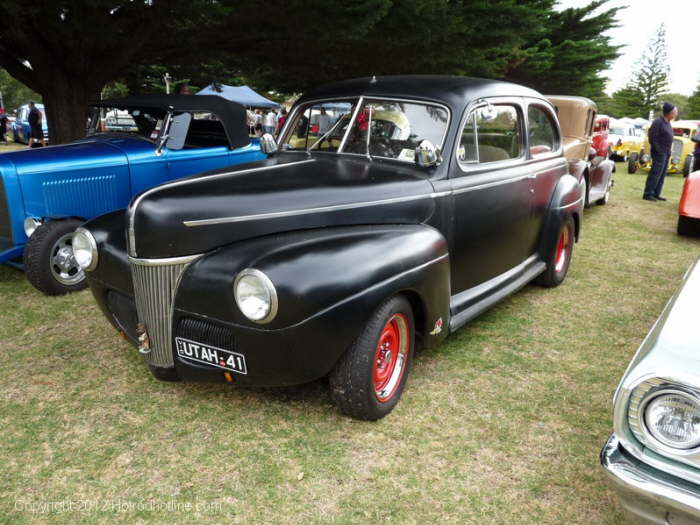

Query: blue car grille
left=0, top=177, right=12, bottom=241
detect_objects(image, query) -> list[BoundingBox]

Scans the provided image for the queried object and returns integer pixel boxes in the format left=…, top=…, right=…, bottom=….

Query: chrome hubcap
left=50, top=233, right=84, bottom=286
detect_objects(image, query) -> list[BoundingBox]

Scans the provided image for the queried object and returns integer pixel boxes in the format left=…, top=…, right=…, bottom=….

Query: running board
left=449, top=258, right=546, bottom=333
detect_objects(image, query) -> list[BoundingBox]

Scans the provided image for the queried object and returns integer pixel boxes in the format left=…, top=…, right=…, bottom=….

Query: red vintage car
left=592, top=114, right=610, bottom=158
left=678, top=170, right=700, bottom=235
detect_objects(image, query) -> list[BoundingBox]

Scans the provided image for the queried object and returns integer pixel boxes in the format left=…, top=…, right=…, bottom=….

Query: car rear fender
left=539, top=173, right=583, bottom=259
left=175, top=224, right=451, bottom=347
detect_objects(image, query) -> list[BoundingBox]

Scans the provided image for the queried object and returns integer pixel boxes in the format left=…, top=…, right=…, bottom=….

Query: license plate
left=175, top=337, right=247, bottom=375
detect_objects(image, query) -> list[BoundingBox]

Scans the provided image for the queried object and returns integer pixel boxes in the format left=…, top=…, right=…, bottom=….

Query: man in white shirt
left=263, top=109, right=277, bottom=135
left=317, top=108, right=332, bottom=135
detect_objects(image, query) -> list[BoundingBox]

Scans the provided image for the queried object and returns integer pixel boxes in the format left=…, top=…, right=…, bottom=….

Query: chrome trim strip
left=127, top=159, right=316, bottom=256
left=183, top=193, right=433, bottom=227
left=556, top=196, right=583, bottom=210
left=450, top=175, right=531, bottom=195
left=129, top=254, right=202, bottom=266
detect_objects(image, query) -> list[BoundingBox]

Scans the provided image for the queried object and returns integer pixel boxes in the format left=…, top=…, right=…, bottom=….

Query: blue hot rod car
left=0, top=94, right=265, bottom=294
left=11, top=103, right=49, bottom=144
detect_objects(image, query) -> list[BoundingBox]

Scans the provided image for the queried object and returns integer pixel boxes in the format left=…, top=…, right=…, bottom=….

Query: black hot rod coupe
left=74, top=76, right=584, bottom=420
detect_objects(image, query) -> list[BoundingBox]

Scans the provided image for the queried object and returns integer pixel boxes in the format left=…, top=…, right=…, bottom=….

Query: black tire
left=627, top=152, right=638, bottom=174
left=23, top=219, right=88, bottom=295
left=683, top=155, right=695, bottom=178
left=678, top=215, right=700, bottom=237
left=534, top=216, right=575, bottom=288
left=329, top=295, right=415, bottom=421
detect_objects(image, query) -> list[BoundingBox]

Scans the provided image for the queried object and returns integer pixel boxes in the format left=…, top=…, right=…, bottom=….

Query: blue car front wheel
left=23, top=219, right=88, bottom=295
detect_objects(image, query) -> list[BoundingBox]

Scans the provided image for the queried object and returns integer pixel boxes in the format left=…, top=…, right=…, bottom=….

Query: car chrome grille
left=130, top=255, right=200, bottom=368
left=672, top=139, right=682, bottom=164
left=0, top=176, right=12, bottom=241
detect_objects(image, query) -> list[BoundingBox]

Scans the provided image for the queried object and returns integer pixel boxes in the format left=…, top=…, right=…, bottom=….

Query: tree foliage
left=0, top=68, right=40, bottom=112
left=507, top=0, right=622, bottom=100
left=0, top=0, right=623, bottom=144
left=686, top=83, right=700, bottom=120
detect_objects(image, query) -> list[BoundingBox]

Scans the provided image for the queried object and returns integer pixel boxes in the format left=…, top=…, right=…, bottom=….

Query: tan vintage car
left=547, top=95, right=615, bottom=206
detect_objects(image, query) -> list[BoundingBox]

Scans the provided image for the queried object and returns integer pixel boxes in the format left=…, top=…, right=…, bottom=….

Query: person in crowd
left=175, top=82, right=191, bottom=95
left=27, top=101, right=47, bottom=148
left=254, top=109, right=263, bottom=137
left=0, top=108, right=8, bottom=143
left=263, top=108, right=277, bottom=135
left=246, top=108, right=256, bottom=136
left=692, top=128, right=700, bottom=173
left=277, top=108, right=288, bottom=134
left=317, top=107, right=332, bottom=135
left=643, top=101, right=677, bottom=201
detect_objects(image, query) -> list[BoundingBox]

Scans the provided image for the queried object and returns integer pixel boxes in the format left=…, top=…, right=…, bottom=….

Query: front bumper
left=601, top=434, right=700, bottom=524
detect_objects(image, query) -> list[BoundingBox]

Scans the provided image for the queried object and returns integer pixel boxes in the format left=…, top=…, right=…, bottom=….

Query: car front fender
left=174, top=224, right=451, bottom=344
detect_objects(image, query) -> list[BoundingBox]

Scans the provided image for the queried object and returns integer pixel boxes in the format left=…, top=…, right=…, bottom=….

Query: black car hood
left=129, top=152, right=437, bottom=258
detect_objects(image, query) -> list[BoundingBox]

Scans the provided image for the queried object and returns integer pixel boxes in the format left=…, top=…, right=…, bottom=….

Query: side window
left=527, top=105, right=559, bottom=158
left=474, top=104, right=521, bottom=163
left=458, top=113, right=477, bottom=162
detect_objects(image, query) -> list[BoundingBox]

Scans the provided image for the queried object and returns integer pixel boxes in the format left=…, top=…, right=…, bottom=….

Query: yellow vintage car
left=609, top=120, right=644, bottom=162
left=629, top=120, right=700, bottom=176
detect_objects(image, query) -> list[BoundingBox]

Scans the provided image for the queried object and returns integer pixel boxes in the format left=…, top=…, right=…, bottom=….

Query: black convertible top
left=93, top=94, right=249, bottom=149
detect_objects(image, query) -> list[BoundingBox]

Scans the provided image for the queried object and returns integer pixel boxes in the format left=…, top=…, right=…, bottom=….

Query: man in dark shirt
left=643, top=102, right=677, bottom=201
left=0, top=107, right=7, bottom=143
left=27, top=101, right=47, bottom=148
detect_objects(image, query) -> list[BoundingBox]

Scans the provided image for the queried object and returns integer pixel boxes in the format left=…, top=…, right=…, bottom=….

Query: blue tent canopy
left=196, top=84, right=280, bottom=108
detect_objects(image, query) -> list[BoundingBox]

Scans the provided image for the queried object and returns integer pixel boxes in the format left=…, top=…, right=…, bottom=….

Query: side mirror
left=260, top=133, right=278, bottom=155
left=415, top=140, right=442, bottom=167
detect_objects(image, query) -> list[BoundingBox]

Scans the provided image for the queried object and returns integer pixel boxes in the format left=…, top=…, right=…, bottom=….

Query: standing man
left=317, top=107, right=332, bottom=136
left=643, top=102, right=677, bottom=201
left=27, top=101, right=47, bottom=148
left=263, top=108, right=277, bottom=135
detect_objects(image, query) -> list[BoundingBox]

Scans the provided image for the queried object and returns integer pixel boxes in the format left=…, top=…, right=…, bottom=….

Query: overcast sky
left=555, top=0, right=700, bottom=95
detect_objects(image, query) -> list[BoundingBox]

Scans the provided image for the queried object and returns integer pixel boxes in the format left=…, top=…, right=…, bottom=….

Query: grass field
left=1, top=162, right=699, bottom=524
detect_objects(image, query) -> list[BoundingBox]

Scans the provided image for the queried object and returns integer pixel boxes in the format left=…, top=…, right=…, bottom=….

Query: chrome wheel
left=50, top=233, right=84, bottom=286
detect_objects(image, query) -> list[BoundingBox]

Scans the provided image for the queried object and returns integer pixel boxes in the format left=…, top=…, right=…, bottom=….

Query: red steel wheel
left=535, top=216, right=575, bottom=288
left=373, top=313, right=409, bottom=402
left=329, top=295, right=415, bottom=420
left=554, top=224, right=571, bottom=274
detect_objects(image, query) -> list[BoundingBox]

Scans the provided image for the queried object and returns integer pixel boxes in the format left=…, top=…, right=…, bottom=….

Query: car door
left=524, top=101, right=567, bottom=253
left=448, top=99, right=534, bottom=294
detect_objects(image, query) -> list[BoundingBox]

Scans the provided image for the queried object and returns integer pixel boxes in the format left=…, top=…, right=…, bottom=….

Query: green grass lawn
left=1, top=164, right=698, bottom=524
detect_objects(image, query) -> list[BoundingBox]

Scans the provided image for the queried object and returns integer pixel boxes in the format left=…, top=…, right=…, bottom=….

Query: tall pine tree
left=687, top=82, right=700, bottom=119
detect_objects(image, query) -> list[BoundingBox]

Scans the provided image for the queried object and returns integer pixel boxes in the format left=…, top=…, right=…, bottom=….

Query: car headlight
left=233, top=268, right=277, bottom=323
left=24, top=217, right=42, bottom=237
left=72, top=227, right=98, bottom=271
left=643, top=390, right=700, bottom=449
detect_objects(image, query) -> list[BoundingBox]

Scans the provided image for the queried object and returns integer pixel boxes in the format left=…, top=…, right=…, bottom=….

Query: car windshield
left=88, top=106, right=167, bottom=142
left=282, top=98, right=449, bottom=163
left=610, top=127, right=626, bottom=136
